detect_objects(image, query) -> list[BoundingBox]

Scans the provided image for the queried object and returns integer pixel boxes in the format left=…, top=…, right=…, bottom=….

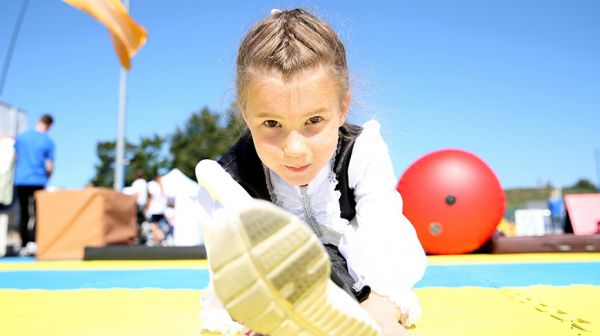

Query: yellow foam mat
left=502, top=286, right=599, bottom=334
left=0, top=259, right=208, bottom=271
left=1, top=286, right=598, bottom=335
left=0, top=289, right=202, bottom=336
left=427, top=252, right=600, bottom=265
left=0, top=253, right=596, bottom=271
left=412, top=286, right=599, bottom=336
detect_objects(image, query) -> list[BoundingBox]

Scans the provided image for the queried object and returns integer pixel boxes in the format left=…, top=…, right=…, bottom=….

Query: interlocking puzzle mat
left=0, top=254, right=598, bottom=335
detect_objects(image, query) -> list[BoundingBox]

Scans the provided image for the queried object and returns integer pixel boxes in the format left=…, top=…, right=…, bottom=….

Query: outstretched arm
left=341, top=120, right=427, bottom=328
left=361, top=291, right=408, bottom=336
left=195, top=159, right=252, bottom=211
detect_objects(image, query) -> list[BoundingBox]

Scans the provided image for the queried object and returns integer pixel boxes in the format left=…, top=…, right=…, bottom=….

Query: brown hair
left=236, top=8, right=349, bottom=111
left=40, top=114, right=54, bottom=126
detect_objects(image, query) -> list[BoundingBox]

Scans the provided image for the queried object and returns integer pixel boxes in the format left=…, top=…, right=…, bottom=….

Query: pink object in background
left=564, top=194, right=600, bottom=235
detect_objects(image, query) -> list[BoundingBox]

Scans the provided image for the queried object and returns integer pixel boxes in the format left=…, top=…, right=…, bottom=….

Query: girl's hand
left=242, top=328, right=266, bottom=336
left=360, top=291, right=408, bottom=336
left=242, top=328, right=258, bottom=336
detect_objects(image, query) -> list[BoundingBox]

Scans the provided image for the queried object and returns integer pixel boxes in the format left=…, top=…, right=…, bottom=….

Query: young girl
left=196, top=8, right=427, bottom=336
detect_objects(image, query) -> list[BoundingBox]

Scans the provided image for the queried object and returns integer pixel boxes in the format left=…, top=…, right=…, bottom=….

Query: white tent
left=0, top=102, right=26, bottom=256
left=0, top=102, right=27, bottom=138
left=159, top=168, right=204, bottom=246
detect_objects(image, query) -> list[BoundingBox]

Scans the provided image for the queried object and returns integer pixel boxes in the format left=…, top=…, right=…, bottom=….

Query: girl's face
left=242, top=67, right=349, bottom=186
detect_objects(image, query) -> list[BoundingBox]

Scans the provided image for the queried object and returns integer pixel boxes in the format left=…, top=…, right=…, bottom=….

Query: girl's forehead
left=246, top=76, right=339, bottom=114
left=246, top=68, right=341, bottom=106
left=251, top=66, right=339, bottom=90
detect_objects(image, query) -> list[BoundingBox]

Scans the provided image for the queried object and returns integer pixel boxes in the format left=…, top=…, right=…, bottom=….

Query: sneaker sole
left=207, top=200, right=379, bottom=336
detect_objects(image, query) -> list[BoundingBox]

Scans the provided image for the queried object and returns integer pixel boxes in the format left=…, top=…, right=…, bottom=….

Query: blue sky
left=1, top=0, right=599, bottom=190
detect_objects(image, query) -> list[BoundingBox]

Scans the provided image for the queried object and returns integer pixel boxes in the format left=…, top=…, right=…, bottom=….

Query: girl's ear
left=338, top=91, right=351, bottom=126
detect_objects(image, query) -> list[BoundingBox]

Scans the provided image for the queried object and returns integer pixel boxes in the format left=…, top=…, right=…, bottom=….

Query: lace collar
left=262, top=161, right=349, bottom=245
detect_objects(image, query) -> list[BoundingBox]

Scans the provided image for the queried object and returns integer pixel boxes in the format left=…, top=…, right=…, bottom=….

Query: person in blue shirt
left=547, top=187, right=566, bottom=234
left=14, top=114, right=55, bottom=256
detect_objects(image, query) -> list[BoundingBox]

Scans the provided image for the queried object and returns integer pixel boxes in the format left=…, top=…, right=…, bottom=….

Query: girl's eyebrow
left=252, top=107, right=329, bottom=120
left=304, top=107, right=328, bottom=116
left=252, top=111, right=280, bottom=119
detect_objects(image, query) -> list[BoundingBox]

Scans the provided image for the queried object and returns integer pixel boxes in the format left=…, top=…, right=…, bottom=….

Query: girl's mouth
left=286, top=164, right=310, bottom=173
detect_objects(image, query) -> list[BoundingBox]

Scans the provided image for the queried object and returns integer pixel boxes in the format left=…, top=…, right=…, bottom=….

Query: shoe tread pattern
left=210, top=202, right=379, bottom=336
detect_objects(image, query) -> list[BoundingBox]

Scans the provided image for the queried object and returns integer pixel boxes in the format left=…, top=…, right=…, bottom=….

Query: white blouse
left=196, top=120, right=427, bottom=331
left=266, top=120, right=427, bottom=326
left=345, top=120, right=427, bottom=325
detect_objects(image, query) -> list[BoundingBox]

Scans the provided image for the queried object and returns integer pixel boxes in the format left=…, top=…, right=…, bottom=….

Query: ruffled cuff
left=198, top=287, right=243, bottom=335
left=381, top=288, right=422, bottom=327
left=360, top=279, right=422, bottom=327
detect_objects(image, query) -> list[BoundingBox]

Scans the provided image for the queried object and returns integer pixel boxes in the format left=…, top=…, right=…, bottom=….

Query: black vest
left=217, top=123, right=363, bottom=221
left=217, top=123, right=371, bottom=302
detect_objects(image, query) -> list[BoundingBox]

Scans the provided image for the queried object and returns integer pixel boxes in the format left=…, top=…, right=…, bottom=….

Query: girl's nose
left=283, top=131, right=307, bottom=158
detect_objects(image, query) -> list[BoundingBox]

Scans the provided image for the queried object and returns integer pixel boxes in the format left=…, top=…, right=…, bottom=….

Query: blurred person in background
left=14, top=114, right=55, bottom=256
left=547, top=187, right=566, bottom=234
left=146, top=173, right=173, bottom=246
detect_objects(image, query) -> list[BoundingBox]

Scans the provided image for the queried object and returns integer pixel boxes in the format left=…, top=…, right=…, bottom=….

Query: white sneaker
left=205, top=199, right=381, bottom=336
left=19, top=241, right=37, bottom=257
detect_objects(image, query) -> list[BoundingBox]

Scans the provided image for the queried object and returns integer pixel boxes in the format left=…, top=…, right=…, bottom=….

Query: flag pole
left=63, top=0, right=147, bottom=189
left=113, top=0, right=130, bottom=191
left=0, top=0, right=30, bottom=100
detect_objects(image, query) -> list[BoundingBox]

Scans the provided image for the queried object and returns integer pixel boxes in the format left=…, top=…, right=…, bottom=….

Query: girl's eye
left=263, top=120, right=280, bottom=128
left=306, top=116, right=323, bottom=125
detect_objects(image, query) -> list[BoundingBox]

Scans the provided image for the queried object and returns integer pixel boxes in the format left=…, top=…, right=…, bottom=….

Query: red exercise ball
left=397, top=149, right=505, bottom=254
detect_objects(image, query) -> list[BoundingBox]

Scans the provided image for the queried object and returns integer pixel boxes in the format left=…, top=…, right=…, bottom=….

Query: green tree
left=91, top=107, right=243, bottom=187
left=569, top=178, right=598, bottom=193
left=90, top=135, right=170, bottom=187
left=169, top=107, right=244, bottom=179
left=90, top=140, right=132, bottom=187
left=126, top=134, right=170, bottom=183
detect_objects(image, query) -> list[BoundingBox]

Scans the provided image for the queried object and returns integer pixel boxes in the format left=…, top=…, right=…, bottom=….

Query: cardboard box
left=36, top=188, right=136, bottom=260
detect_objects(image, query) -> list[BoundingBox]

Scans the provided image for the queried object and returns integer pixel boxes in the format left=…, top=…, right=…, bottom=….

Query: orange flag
left=64, top=0, right=147, bottom=69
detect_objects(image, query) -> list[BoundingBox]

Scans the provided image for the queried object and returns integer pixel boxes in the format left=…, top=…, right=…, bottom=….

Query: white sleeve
left=338, top=120, right=427, bottom=326
left=194, top=160, right=251, bottom=334
left=195, top=159, right=253, bottom=212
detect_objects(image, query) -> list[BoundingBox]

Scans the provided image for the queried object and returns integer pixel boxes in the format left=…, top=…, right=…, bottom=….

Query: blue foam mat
left=1, top=261, right=599, bottom=290
left=417, top=262, right=600, bottom=287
